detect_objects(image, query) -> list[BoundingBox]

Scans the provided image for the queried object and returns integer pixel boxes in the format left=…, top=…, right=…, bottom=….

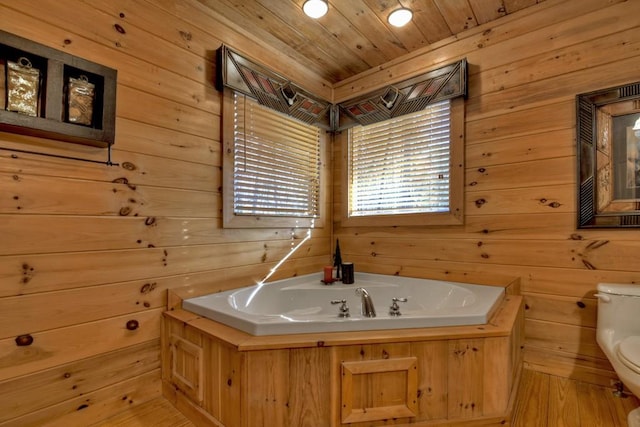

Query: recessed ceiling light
left=303, top=0, right=328, bottom=19
left=388, top=8, right=413, bottom=27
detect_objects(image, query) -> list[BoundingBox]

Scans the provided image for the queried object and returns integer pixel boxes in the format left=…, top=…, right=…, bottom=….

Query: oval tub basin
left=182, top=272, right=505, bottom=336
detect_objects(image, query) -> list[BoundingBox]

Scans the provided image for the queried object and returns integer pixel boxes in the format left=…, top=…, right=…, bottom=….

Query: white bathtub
left=182, top=273, right=505, bottom=336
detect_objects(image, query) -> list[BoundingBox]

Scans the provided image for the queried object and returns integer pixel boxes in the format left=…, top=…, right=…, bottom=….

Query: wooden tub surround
left=161, top=279, right=524, bottom=427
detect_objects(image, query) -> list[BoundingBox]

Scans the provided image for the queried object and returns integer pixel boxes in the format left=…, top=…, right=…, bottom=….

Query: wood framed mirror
left=577, top=81, right=640, bottom=228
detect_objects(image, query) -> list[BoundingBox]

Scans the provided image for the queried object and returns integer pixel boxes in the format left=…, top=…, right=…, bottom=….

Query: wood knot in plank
left=140, top=282, right=157, bottom=294
left=15, top=334, right=34, bottom=346
left=112, top=177, right=128, bottom=184
left=22, top=263, right=35, bottom=284
left=125, top=320, right=139, bottom=331
left=112, top=177, right=136, bottom=190
left=586, top=240, right=609, bottom=250
left=121, top=161, right=136, bottom=171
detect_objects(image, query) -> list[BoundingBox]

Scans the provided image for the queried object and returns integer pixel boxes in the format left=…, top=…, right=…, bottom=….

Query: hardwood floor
left=512, top=369, right=639, bottom=427
left=97, top=369, right=639, bottom=426
left=92, top=397, right=194, bottom=427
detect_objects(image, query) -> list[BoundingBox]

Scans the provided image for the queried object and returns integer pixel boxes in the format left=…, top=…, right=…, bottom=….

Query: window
left=341, top=97, right=464, bottom=226
left=223, top=90, right=325, bottom=228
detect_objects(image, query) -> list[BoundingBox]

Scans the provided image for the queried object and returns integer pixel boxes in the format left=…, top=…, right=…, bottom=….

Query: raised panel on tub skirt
left=169, top=335, right=203, bottom=404
left=340, top=357, right=418, bottom=423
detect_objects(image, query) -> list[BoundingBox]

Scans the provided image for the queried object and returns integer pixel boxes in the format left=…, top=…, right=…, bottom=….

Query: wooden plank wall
left=1, top=0, right=639, bottom=424
left=333, top=0, right=640, bottom=389
left=0, top=1, right=331, bottom=425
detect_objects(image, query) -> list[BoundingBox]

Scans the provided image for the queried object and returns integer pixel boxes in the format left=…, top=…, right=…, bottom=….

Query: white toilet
left=595, top=283, right=640, bottom=427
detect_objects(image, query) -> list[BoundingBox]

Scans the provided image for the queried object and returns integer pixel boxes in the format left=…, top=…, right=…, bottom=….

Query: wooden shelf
left=0, top=30, right=116, bottom=148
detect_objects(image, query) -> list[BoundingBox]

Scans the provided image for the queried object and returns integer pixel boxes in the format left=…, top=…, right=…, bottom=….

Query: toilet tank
left=596, top=283, right=640, bottom=341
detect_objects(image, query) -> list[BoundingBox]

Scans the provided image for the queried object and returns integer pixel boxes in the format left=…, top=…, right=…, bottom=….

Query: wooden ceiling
left=199, top=0, right=545, bottom=84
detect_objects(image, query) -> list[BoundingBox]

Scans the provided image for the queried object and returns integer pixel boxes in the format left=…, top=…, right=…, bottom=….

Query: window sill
left=340, top=211, right=462, bottom=227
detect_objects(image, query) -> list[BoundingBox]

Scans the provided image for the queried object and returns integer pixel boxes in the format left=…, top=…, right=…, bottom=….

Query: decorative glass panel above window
left=217, top=45, right=332, bottom=130
left=223, top=90, right=325, bottom=228
left=349, top=100, right=451, bottom=217
left=336, top=59, right=466, bottom=130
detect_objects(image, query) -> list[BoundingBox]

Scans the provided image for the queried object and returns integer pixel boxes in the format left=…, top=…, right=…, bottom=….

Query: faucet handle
left=389, top=297, right=408, bottom=316
left=331, top=299, right=350, bottom=317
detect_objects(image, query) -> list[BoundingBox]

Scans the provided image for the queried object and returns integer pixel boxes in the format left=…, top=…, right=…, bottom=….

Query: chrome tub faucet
left=355, top=287, right=376, bottom=317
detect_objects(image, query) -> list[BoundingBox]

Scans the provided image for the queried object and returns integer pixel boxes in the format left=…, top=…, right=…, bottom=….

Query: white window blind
left=348, top=99, right=451, bottom=217
left=233, top=92, right=321, bottom=218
